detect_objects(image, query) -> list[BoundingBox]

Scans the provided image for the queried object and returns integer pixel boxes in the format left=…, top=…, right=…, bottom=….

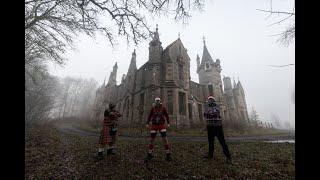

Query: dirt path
left=55, top=124, right=295, bottom=142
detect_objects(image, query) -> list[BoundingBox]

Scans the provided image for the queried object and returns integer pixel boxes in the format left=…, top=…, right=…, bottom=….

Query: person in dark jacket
left=203, top=96, right=232, bottom=164
left=97, top=103, right=121, bottom=160
left=145, top=97, right=172, bottom=161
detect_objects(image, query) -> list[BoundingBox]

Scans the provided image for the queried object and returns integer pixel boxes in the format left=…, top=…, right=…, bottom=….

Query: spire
left=233, top=77, right=236, bottom=88
left=121, top=74, right=126, bottom=83
left=103, top=76, right=106, bottom=86
left=107, top=62, right=118, bottom=85
left=107, top=71, right=114, bottom=84
left=152, top=24, right=160, bottom=41
left=200, top=37, right=214, bottom=67
left=113, top=62, right=118, bottom=69
left=237, top=78, right=243, bottom=89
left=196, top=54, right=200, bottom=66
left=178, top=32, right=180, bottom=39
left=127, top=49, right=137, bottom=74
left=148, top=24, right=162, bottom=62
left=196, top=54, right=200, bottom=72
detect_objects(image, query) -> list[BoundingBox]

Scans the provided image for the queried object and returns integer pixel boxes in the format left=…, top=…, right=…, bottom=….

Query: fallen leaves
left=25, top=125, right=295, bottom=179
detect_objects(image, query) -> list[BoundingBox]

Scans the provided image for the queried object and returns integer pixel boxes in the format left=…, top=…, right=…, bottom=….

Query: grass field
left=25, top=124, right=295, bottom=179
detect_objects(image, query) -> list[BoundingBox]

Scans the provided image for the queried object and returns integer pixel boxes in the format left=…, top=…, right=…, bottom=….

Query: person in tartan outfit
left=97, top=103, right=121, bottom=160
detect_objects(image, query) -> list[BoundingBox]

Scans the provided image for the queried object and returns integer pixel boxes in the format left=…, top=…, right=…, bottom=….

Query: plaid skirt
left=98, top=124, right=113, bottom=145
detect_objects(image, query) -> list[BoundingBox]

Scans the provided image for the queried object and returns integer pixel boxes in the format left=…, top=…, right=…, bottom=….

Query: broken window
left=167, top=90, right=173, bottom=114
left=179, top=64, right=184, bottom=81
left=179, top=92, right=186, bottom=115
left=188, top=103, right=192, bottom=119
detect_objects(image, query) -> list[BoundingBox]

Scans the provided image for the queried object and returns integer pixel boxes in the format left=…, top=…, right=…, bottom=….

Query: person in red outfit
left=97, top=103, right=121, bottom=160
left=145, top=97, right=172, bottom=161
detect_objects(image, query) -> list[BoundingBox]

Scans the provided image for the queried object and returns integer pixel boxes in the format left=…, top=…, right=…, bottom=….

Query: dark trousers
left=207, top=125, right=231, bottom=158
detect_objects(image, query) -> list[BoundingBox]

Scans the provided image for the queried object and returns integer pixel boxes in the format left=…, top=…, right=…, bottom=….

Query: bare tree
left=283, top=121, right=292, bottom=130
left=268, top=64, right=294, bottom=67
left=271, top=113, right=281, bottom=129
left=25, top=0, right=206, bottom=71
left=51, top=76, right=98, bottom=119
left=249, top=107, right=259, bottom=128
left=257, top=0, right=295, bottom=46
left=25, top=65, right=59, bottom=124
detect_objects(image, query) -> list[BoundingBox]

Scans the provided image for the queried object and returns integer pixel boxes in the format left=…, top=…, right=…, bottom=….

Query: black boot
left=203, top=153, right=213, bottom=160
left=145, top=153, right=154, bottom=161
left=97, top=151, right=104, bottom=160
left=107, top=148, right=116, bottom=155
left=166, top=153, right=172, bottom=161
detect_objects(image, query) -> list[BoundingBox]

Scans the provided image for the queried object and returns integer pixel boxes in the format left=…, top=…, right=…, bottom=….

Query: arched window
left=205, top=62, right=210, bottom=70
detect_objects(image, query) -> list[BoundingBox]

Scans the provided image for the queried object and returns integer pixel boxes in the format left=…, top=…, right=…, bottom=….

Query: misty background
left=48, top=0, right=295, bottom=129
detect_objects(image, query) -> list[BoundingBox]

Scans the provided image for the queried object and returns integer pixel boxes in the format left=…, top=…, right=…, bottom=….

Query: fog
left=48, top=0, right=295, bottom=129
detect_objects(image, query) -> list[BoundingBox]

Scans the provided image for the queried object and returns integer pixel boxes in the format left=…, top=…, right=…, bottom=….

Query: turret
left=127, top=49, right=137, bottom=75
left=196, top=54, right=200, bottom=72
left=197, top=37, right=222, bottom=87
left=148, top=24, right=163, bottom=63
left=121, top=74, right=126, bottom=84
left=107, top=62, right=118, bottom=86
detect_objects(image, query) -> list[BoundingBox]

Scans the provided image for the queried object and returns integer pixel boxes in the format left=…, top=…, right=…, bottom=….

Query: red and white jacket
left=147, top=104, right=169, bottom=125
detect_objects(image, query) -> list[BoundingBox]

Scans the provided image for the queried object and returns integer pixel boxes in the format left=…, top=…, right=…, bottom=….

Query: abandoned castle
left=92, top=26, right=250, bottom=128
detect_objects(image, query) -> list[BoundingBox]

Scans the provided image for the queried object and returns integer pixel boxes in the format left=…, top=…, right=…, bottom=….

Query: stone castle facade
left=92, top=27, right=250, bottom=129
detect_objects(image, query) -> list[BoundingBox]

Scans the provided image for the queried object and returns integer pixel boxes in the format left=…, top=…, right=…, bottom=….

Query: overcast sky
left=49, top=0, right=295, bottom=128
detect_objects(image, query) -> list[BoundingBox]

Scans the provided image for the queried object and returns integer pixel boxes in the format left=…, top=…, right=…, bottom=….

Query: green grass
left=25, top=124, right=295, bottom=179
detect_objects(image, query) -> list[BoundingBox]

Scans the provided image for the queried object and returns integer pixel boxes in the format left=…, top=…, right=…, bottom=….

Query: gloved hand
left=167, top=124, right=170, bottom=128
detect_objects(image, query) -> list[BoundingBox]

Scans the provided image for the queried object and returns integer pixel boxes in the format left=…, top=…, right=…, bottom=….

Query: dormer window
left=205, top=62, right=210, bottom=70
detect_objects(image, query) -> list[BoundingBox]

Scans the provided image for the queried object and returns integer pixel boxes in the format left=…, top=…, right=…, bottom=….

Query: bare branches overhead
left=257, top=0, right=295, bottom=46
left=25, top=0, right=205, bottom=70
left=267, top=64, right=294, bottom=67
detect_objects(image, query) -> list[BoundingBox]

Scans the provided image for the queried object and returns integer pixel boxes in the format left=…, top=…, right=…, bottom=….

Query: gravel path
left=56, top=124, right=295, bottom=143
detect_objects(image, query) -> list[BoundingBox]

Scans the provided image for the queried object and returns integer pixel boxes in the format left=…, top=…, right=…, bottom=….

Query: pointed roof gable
left=161, top=38, right=189, bottom=63
left=164, top=38, right=181, bottom=50
left=200, top=40, right=214, bottom=66
left=237, top=80, right=243, bottom=89
left=127, top=49, right=137, bottom=74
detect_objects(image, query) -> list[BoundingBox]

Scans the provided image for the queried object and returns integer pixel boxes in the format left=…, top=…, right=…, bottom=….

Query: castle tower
left=196, top=54, right=200, bottom=71
left=143, top=25, right=164, bottom=109
left=127, top=49, right=137, bottom=75
left=233, top=80, right=249, bottom=126
left=126, top=49, right=137, bottom=93
left=121, top=74, right=126, bottom=84
left=197, top=37, right=223, bottom=100
left=102, top=76, right=106, bottom=87
left=148, top=24, right=163, bottom=63
left=107, top=62, right=118, bottom=86
left=104, top=62, right=118, bottom=106
left=223, top=76, right=238, bottom=124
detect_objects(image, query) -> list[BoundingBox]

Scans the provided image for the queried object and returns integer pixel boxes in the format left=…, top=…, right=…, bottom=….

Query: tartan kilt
left=98, top=124, right=112, bottom=145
